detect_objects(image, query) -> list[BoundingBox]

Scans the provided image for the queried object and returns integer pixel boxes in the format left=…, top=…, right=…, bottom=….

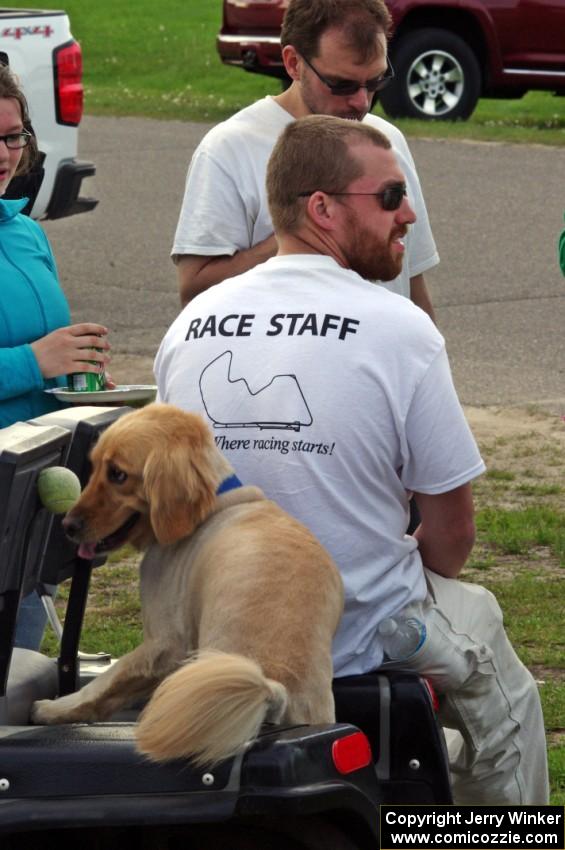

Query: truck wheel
left=379, top=28, right=481, bottom=120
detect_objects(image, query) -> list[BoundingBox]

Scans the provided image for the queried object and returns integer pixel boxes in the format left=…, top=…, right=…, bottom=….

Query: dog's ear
left=142, top=436, right=217, bottom=546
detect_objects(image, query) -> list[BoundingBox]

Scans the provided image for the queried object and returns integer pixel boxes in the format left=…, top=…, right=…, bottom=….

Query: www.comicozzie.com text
left=381, top=806, right=564, bottom=849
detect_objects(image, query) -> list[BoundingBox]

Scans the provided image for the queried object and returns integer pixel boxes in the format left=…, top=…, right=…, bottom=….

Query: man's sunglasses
left=298, top=183, right=407, bottom=212
left=300, top=53, right=395, bottom=96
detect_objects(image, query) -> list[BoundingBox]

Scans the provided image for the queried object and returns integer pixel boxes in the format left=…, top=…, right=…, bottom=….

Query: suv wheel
left=379, top=28, right=481, bottom=120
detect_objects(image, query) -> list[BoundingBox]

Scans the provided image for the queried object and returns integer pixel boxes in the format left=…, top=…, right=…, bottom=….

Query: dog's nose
left=62, top=513, right=84, bottom=540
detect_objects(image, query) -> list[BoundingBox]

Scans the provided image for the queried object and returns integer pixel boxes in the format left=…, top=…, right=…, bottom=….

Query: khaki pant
left=399, top=570, right=549, bottom=804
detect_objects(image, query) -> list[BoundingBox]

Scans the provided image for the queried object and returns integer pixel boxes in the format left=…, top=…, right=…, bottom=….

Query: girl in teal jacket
left=1, top=63, right=111, bottom=648
left=0, top=64, right=111, bottom=428
left=0, top=196, right=73, bottom=426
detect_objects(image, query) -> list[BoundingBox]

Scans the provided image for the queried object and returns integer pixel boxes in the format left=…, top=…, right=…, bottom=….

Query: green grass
left=516, top=483, right=563, bottom=497
left=474, top=506, right=565, bottom=566
left=38, top=0, right=276, bottom=122
left=41, top=549, right=143, bottom=658
left=6, top=0, right=565, bottom=143
left=376, top=93, right=565, bottom=146
left=470, top=573, right=564, bottom=670
left=548, top=743, right=565, bottom=805
left=485, top=469, right=516, bottom=482
left=466, top=416, right=565, bottom=804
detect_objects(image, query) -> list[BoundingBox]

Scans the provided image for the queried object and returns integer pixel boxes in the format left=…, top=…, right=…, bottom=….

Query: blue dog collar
left=216, top=474, right=243, bottom=496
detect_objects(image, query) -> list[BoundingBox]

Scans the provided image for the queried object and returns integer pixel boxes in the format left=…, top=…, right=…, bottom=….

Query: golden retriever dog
left=32, top=403, right=344, bottom=767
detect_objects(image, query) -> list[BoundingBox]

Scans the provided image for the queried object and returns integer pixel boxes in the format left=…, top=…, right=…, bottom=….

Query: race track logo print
left=199, top=351, right=313, bottom=432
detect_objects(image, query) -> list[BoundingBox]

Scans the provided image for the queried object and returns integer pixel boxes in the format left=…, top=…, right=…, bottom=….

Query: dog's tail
left=135, top=650, right=288, bottom=766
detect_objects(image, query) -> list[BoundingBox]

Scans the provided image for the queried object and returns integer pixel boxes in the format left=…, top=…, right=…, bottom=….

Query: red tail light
left=424, top=678, right=440, bottom=712
left=332, top=731, right=372, bottom=775
left=53, top=40, right=84, bottom=126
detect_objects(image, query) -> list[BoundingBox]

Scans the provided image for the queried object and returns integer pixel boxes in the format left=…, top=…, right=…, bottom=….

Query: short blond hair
left=266, top=115, right=391, bottom=233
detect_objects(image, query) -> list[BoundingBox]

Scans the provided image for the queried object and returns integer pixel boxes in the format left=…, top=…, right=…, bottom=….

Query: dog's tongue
left=78, top=541, right=98, bottom=560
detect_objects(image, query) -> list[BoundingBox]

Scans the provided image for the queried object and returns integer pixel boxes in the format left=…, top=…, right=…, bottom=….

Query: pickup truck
left=217, top=0, right=565, bottom=120
left=0, top=7, right=96, bottom=219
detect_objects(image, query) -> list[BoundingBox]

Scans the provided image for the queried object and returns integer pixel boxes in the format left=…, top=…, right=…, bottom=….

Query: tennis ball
left=37, top=466, right=81, bottom=514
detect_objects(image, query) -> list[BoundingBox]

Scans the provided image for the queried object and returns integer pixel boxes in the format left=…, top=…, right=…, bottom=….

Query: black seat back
left=29, top=406, right=133, bottom=585
left=0, top=422, right=70, bottom=696
left=28, top=406, right=134, bottom=694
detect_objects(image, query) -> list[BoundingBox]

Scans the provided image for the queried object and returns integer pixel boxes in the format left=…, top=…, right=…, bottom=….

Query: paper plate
left=45, top=385, right=157, bottom=404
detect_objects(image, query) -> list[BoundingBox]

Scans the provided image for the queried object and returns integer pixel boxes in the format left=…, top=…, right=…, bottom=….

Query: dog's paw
left=31, top=693, right=90, bottom=725
left=31, top=699, right=65, bottom=725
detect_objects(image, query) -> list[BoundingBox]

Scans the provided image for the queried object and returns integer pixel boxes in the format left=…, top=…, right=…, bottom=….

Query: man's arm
left=177, top=234, right=278, bottom=307
left=412, top=483, right=476, bottom=579
left=410, top=273, right=436, bottom=324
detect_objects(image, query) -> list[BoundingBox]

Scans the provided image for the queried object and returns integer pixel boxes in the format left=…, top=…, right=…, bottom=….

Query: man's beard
left=343, top=209, right=405, bottom=282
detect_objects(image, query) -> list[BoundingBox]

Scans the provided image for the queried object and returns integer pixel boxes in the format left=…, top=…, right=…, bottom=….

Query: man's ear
left=281, top=44, right=301, bottom=81
left=307, top=192, right=340, bottom=232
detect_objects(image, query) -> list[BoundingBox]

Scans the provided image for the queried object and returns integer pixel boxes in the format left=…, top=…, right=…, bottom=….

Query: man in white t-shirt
left=172, top=0, right=438, bottom=321
left=157, top=115, right=549, bottom=805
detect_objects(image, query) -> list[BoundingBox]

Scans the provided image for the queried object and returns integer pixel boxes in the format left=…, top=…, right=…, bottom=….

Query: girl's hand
left=31, top=323, right=111, bottom=380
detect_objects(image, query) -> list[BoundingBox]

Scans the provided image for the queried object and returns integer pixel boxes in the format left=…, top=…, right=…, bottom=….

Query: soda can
left=67, top=345, right=106, bottom=392
left=67, top=370, right=106, bottom=392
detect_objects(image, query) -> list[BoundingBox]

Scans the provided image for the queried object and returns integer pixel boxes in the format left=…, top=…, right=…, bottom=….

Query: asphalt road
left=43, top=115, right=565, bottom=414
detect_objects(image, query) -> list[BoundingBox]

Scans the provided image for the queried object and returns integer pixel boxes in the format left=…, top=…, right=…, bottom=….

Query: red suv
left=217, top=0, right=565, bottom=120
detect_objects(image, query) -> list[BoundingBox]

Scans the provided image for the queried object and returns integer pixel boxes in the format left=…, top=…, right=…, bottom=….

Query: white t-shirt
left=155, top=255, right=485, bottom=676
left=172, top=97, right=439, bottom=298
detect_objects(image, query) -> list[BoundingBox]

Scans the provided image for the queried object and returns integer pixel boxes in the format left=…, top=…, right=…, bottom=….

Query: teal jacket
left=0, top=198, right=70, bottom=427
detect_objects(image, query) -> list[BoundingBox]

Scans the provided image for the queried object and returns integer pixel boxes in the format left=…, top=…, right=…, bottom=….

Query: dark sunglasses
left=300, top=53, right=394, bottom=96
left=298, top=182, right=407, bottom=212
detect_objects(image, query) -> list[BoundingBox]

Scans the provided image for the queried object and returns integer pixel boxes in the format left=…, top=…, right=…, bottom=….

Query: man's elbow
left=442, top=518, right=477, bottom=577
left=458, top=516, right=476, bottom=556
left=179, top=274, right=195, bottom=308
left=176, top=255, right=208, bottom=307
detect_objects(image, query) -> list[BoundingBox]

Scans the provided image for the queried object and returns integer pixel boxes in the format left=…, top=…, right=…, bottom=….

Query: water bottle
left=378, top=616, right=426, bottom=661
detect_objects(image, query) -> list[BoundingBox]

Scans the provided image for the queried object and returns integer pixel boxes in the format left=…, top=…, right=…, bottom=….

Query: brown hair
left=0, top=62, right=38, bottom=175
left=281, top=0, right=392, bottom=63
left=266, top=115, right=391, bottom=233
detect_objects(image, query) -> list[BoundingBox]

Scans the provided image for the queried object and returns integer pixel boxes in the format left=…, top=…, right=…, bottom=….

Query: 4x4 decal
left=1, top=26, right=54, bottom=39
